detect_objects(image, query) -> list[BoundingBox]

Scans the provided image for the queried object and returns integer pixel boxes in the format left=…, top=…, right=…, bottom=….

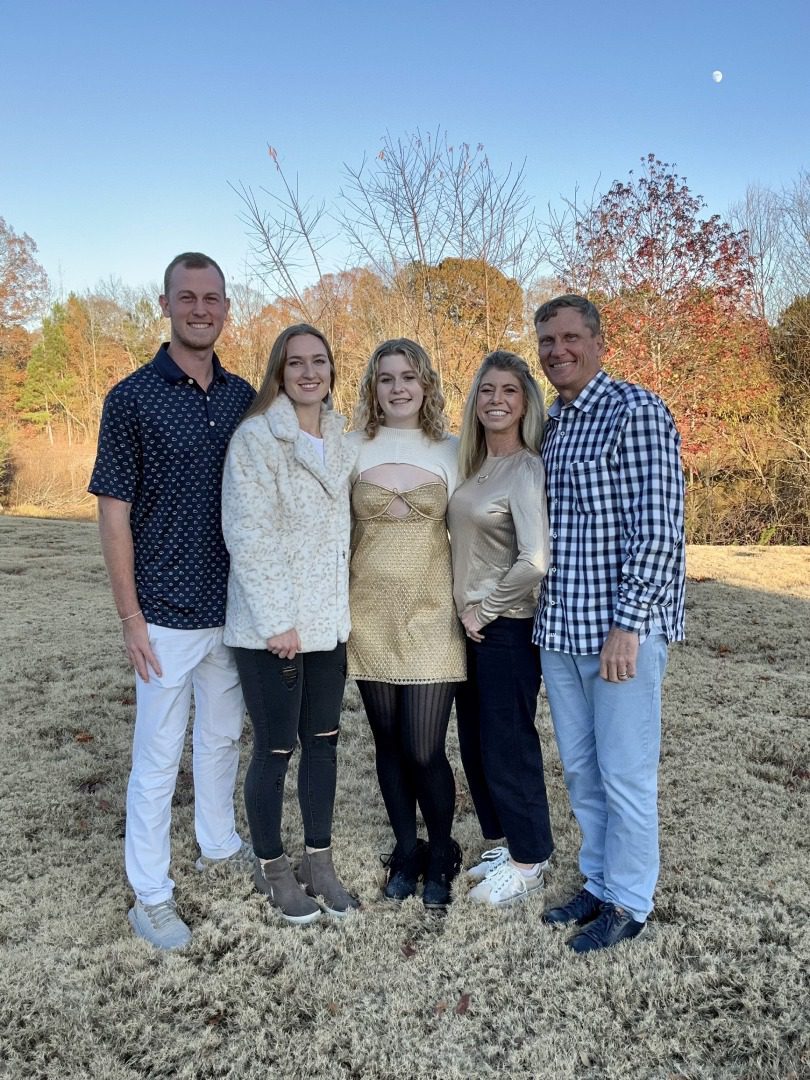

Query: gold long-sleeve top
left=447, top=448, right=549, bottom=624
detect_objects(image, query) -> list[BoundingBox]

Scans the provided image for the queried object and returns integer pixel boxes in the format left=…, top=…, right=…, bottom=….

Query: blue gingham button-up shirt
left=533, top=369, right=685, bottom=655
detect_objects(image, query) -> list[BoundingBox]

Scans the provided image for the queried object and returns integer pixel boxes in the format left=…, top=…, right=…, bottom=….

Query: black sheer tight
left=358, top=680, right=456, bottom=852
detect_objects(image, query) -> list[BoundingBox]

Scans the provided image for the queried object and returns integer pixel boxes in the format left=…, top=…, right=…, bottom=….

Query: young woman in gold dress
left=346, top=339, right=465, bottom=908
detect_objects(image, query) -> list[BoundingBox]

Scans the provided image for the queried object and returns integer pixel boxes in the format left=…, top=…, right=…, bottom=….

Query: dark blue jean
left=454, top=617, right=553, bottom=864
left=233, top=644, right=346, bottom=859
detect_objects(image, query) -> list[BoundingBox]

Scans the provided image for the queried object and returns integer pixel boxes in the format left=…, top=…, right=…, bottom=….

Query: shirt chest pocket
left=569, top=458, right=618, bottom=514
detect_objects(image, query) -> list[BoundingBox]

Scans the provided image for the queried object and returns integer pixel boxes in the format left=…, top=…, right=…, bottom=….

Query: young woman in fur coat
left=222, top=324, right=358, bottom=924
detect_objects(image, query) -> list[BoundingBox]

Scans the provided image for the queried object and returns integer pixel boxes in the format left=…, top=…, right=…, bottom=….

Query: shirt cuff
left=613, top=599, right=648, bottom=634
left=476, top=601, right=498, bottom=627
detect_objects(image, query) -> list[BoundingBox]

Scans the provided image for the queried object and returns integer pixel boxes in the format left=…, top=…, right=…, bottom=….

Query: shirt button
left=209, top=420, right=215, bottom=427
left=550, top=567, right=557, bottom=574
left=187, top=378, right=194, bottom=385
left=550, top=600, right=557, bottom=606
left=551, top=531, right=557, bottom=539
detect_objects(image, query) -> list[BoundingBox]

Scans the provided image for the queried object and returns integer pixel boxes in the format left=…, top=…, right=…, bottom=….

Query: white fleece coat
left=222, top=394, right=356, bottom=652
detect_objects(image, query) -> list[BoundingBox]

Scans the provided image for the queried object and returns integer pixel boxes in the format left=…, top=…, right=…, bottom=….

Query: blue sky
left=2, top=0, right=808, bottom=297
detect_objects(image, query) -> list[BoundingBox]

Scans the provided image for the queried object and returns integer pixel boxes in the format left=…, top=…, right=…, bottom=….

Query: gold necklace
left=477, top=445, right=522, bottom=482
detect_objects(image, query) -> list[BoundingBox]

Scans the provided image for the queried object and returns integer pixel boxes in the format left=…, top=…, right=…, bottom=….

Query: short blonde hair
left=457, top=351, right=546, bottom=481
left=353, top=338, right=447, bottom=440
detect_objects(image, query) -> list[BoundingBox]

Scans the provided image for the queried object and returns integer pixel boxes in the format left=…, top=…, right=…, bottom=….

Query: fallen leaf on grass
left=433, top=1001, right=447, bottom=1016
left=73, top=731, right=94, bottom=743
left=454, top=993, right=471, bottom=1015
left=205, top=1011, right=225, bottom=1027
left=78, top=779, right=105, bottom=794
left=400, top=941, right=417, bottom=958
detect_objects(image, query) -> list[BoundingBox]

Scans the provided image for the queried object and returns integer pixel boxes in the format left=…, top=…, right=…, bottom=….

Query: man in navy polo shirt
left=90, top=252, right=255, bottom=949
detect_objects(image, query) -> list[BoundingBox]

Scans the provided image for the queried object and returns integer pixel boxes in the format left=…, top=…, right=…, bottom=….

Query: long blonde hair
left=242, top=323, right=336, bottom=422
left=457, top=351, right=546, bottom=481
left=353, top=338, right=447, bottom=440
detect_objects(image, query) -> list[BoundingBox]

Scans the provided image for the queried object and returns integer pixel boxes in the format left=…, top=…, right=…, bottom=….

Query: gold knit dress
left=348, top=480, right=466, bottom=684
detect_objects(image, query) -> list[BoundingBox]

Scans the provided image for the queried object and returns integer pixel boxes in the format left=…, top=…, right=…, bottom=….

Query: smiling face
left=536, top=307, right=604, bottom=403
left=475, top=367, right=526, bottom=442
left=159, top=264, right=229, bottom=353
left=375, top=351, right=425, bottom=429
left=281, top=333, right=332, bottom=407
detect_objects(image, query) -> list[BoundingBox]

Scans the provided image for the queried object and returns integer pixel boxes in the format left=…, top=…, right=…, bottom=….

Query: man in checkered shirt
left=532, top=294, right=685, bottom=953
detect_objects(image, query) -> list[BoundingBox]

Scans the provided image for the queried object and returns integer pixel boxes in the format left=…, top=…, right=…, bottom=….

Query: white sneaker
left=128, top=898, right=192, bottom=950
left=466, top=846, right=509, bottom=882
left=195, top=839, right=254, bottom=873
left=468, top=860, right=547, bottom=907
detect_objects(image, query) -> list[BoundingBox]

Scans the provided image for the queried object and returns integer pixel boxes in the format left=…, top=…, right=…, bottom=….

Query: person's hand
left=123, top=615, right=162, bottom=682
left=461, top=607, right=485, bottom=643
left=266, top=629, right=302, bottom=659
left=599, top=626, right=639, bottom=683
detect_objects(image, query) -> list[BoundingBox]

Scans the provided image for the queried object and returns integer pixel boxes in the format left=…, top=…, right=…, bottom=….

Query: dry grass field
left=0, top=517, right=808, bottom=1080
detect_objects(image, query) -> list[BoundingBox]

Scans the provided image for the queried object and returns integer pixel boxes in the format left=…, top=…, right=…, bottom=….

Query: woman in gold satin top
left=448, top=350, right=554, bottom=909
left=346, top=339, right=465, bottom=909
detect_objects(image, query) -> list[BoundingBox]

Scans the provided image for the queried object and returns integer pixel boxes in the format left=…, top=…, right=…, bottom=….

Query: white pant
left=125, top=624, right=246, bottom=905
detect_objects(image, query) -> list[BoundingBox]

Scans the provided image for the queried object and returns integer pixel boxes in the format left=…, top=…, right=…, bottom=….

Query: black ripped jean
left=233, top=644, right=347, bottom=860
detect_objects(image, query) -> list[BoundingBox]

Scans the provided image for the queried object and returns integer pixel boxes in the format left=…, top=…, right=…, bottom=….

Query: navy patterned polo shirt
left=89, top=345, right=255, bottom=629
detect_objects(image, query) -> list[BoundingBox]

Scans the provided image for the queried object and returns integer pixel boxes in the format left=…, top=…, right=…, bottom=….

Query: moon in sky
left=712, top=70, right=723, bottom=83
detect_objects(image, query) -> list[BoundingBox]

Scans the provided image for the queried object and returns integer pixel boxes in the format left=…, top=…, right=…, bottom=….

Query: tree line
left=1, top=131, right=808, bottom=541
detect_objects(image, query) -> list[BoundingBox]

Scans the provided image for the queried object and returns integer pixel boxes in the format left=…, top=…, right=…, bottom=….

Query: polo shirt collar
left=549, top=369, right=612, bottom=418
left=153, top=344, right=227, bottom=386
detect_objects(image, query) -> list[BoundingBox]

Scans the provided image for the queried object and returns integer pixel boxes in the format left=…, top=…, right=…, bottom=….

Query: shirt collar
left=548, top=369, right=612, bottom=418
left=153, top=343, right=227, bottom=386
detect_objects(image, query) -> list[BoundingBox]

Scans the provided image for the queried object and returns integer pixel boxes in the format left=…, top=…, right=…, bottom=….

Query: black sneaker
left=567, top=903, right=646, bottom=953
left=422, top=839, right=462, bottom=909
left=380, top=839, right=428, bottom=901
left=542, top=887, right=604, bottom=926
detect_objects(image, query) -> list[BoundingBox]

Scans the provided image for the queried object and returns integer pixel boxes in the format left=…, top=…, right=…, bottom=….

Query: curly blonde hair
left=458, top=351, right=546, bottom=481
left=353, top=338, right=447, bottom=440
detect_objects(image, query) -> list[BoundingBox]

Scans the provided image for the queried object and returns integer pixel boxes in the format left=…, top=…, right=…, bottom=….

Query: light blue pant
left=540, top=633, right=668, bottom=923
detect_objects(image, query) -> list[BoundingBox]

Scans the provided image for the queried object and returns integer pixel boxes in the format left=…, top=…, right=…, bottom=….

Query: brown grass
left=4, top=434, right=97, bottom=520
left=0, top=518, right=807, bottom=1079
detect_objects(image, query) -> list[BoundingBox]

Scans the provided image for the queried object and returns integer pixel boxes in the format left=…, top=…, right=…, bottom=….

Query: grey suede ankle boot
left=254, top=855, right=322, bottom=925
left=297, top=848, right=360, bottom=916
